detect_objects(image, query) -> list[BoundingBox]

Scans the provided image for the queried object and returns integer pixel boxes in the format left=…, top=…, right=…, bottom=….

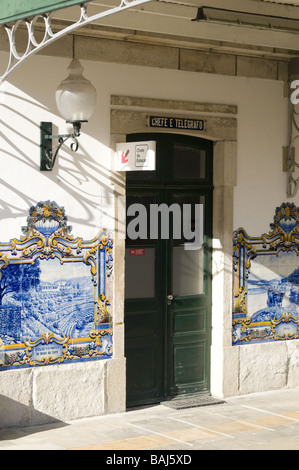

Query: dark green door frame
left=125, top=133, right=213, bottom=407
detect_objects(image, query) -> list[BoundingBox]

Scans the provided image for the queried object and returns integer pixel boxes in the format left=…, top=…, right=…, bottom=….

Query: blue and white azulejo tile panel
left=233, top=202, right=299, bottom=345
left=0, top=201, right=113, bottom=370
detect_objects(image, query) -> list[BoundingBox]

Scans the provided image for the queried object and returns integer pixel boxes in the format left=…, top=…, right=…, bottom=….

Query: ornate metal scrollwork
left=287, top=58, right=299, bottom=197
left=40, top=121, right=81, bottom=170
left=287, top=98, right=299, bottom=197
left=0, top=0, right=152, bottom=83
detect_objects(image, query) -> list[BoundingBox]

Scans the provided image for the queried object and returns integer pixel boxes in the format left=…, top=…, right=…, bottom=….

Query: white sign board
left=116, top=141, right=156, bottom=171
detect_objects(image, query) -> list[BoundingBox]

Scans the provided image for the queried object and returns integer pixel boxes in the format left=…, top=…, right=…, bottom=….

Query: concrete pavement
left=1, top=387, right=299, bottom=450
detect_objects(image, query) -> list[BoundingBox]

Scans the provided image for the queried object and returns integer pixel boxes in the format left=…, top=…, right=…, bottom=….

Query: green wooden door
left=125, top=134, right=213, bottom=407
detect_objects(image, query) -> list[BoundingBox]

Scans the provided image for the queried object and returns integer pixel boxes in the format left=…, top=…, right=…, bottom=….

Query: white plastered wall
left=0, top=51, right=298, bottom=426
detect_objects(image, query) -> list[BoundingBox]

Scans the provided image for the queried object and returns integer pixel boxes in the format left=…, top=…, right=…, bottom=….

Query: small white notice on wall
left=116, top=141, right=156, bottom=171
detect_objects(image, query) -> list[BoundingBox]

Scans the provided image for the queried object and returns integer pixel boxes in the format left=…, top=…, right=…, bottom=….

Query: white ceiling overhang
left=1, top=0, right=299, bottom=82
left=39, top=0, right=299, bottom=55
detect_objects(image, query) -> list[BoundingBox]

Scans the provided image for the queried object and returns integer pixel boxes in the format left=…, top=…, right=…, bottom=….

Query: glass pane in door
left=173, top=144, right=206, bottom=180
left=170, top=193, right=207, bottom=296
left=125, top=247, right=155, bottom=299
left=172, top=246, right=205, bottom=296
left=170, top=194, right=205, bottom=246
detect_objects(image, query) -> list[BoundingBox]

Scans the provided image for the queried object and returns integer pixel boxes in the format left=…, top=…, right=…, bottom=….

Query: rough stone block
left=277, top=60, right=288, bottom=82
left=286, top=340, right=299, bottom=388
left=76, top=36, right=179, bottom=69
left=180, top=49, right=236, bottom=76
left=223, top=346, right=240, bottom=397
left=0, top=369, right=32, bottom=429
left=239, top=342, right=288, bottom=394
left=32, top=361, right=106, bottom=425
left=237, top=56, right=277, bottom=80
left=106, top=357, right=126, bottom=413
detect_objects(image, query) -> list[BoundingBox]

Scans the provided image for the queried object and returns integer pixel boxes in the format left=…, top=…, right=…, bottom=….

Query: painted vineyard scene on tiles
left=0, top=201, right=113, bottom=370
left=233, top=202, right=299, bottom=345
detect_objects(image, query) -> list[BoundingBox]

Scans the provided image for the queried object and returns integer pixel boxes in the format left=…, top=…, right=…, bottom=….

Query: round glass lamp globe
left=55, top=59, right=97, bottom=123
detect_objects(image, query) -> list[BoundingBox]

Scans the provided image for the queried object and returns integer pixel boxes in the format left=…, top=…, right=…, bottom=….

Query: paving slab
left=0, top=388, right=299, bottom=451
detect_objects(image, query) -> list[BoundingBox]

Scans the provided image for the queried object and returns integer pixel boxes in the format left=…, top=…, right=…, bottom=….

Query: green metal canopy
left=0, top=0, right=91, bottom=25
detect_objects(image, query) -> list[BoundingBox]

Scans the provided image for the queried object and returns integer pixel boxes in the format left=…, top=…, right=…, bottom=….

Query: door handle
left=167, top=294, right=173, bottom=305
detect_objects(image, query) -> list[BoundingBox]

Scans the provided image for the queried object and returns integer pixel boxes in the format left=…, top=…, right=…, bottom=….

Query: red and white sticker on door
left=130, top=248, right=145, bottom=256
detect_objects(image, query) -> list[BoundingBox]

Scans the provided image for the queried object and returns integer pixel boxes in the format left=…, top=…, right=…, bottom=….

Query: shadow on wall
left=0, top=78, right=124, bottom=232
left=0, top=395, right=68, bottom=431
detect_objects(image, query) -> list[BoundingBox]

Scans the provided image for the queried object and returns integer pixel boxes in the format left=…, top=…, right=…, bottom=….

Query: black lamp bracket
left=40, top=121, right=86, bottom=171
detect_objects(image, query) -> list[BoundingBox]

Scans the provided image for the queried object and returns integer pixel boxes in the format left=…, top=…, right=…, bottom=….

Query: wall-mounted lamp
left=40, top=59, right=96, bottom=171
left=286, top=57, right=299, bottom=198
